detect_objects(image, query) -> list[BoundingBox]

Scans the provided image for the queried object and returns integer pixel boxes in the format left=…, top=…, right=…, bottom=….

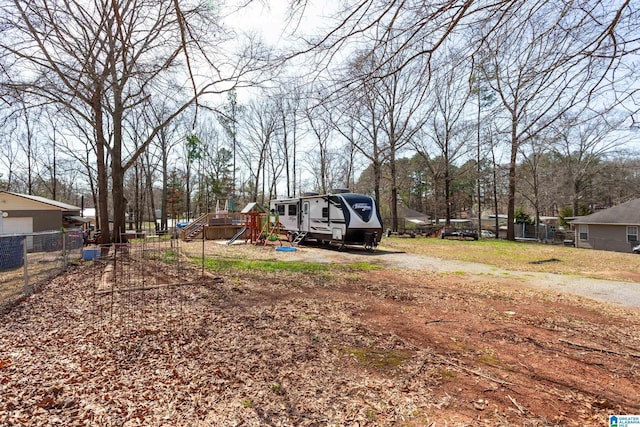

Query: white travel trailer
left=269, top=191, right=383, bottom=249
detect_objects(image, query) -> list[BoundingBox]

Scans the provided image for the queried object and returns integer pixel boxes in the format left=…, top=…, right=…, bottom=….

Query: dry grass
left=381, top=236, right=640, bottom=282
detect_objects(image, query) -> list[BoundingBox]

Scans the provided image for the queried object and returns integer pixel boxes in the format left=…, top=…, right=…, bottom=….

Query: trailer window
left=288, top=204, right=297, bottom=216
left=322, top=207, right=328, bottom=218
left=277, top=205, right=285, bottom=216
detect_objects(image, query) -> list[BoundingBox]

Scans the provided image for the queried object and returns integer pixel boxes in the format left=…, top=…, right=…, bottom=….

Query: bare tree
left=240, top=97, right=280, bottom=204
left=304, top=99, right=334, bottom=194
left=50, top=107, right=104, bottom=228
left=1, top=0, right=266, bottom=242
left=274, top=81, right=305, bottom=197
left=478, top=1, right=637, bottom=240
left=0, top=108, right=22, bottom=191
left=414, top=52, right=472, bottom=226
left=377, top=55, right=430, bottom=231
left=517, top=133, right=554, bottom=238
left=335, top=56, right=386, bottom=205
left=553, top=112, right=631, bottom=216
left=143, top=100, right=184, bottom=231
left=285, top=1, right=638, bottom=92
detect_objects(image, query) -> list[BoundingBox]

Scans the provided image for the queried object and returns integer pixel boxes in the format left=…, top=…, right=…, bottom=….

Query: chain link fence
left=0, top=229, right=83, bottom=313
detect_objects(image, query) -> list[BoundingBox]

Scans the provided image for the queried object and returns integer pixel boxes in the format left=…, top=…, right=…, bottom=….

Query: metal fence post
left=22, top=235, right=29, bottom=295
left=62, top=230, right=67, bottom=268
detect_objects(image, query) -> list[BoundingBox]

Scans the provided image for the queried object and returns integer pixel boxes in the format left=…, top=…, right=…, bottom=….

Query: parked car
left=441, top=226, right=478, bottom=240
left=481, top=229, right=496, bottom=238
left=633, top=244, right=640, bottom=254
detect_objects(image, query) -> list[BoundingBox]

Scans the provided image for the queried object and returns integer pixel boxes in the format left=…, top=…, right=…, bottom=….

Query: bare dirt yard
left=1, top=238, right=639, bottom=426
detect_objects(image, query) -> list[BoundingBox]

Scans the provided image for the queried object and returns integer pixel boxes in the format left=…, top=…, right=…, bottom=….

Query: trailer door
left=301, top=201, right=310, bottom=231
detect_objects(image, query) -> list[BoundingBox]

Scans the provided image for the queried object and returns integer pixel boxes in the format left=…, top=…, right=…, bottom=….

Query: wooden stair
left=180, top=213, right=209, bottom=241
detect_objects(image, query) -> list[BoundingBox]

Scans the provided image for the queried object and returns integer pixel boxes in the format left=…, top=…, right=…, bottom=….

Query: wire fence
left=89, top=237, right=199, bottom=333
left=0, top=229, right=84, bottom=313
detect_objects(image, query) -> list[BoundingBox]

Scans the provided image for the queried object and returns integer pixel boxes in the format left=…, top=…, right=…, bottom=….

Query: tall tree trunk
left=444, top=170, right=451, bottom=226
left=143, top=152, right=157, bottom=229
left=373, top=161, right=381, bottom=209
left=134, top=162, right=141, bottom=231
left=111, top=99, right=126, bottom=243
left=26, top=115, right=33, bottom=195
left=390, top=148, right=399, bottom=232
left=93, top=97, right=110, bottom=244
left=185, top=160, right=191, bottom=221
left=261, top=154, right=266, bottom=205
left=476, top=87, right=482, bottom=234
left=84, top=147, right=99, bottom=231
left=507, top=117, right=518, bottom=241
left=161, top=147, right=168, bottom=231
left=52, top=128, right=57, bottom=200
left=112, top=160, right=125, bottom=242
left=572, top=179, right=580, bottom=216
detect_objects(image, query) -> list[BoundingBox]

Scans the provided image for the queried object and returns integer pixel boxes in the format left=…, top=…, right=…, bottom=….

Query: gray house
left=570, top=198, right=640, bottom=253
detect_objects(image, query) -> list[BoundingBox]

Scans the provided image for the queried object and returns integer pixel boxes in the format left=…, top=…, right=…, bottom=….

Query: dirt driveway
left=192, top=240, right=640, bottom=309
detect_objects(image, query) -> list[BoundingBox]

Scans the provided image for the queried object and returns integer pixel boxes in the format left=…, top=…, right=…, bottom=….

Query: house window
left=627, top=226, right=638, bottom=242
left=579, top=224, right=588, bottom=241
left=288, top=204, right=297, bottom=216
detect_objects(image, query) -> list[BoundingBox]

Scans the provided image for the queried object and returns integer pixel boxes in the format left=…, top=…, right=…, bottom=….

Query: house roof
left=64, top=215, right=90, bottom=223
left=398, top=204, right=430, bottom=220
left=0, top=191, right=81, bottom=211
left=570, top=198, right=640, bottom=226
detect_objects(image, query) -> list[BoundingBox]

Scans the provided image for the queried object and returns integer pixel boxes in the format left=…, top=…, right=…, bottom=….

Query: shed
left=398, top=205, right=430, bottom=224
left=397, top=204, right=431, bottom=233
left=0, top=191, right=85, bottom=235
left=570, top=198, right=640, bottom=253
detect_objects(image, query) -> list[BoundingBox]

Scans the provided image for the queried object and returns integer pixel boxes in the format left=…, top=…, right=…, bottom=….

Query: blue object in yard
left=275, top=246, right=297, bottom=252
left=82, top=247, right=101, bottom=261
left=176, top=221, right=191, bottom=229
left=0, top=236, right=24, bottom=271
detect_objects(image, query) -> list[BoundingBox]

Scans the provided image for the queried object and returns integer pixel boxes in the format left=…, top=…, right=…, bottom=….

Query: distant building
left=570, top=198, right=640, bottom=253
left=0, top=191, right=86, bottom=234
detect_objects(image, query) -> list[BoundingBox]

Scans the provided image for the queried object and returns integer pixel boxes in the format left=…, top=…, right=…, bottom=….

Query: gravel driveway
left=270, top=243, right=640, bottom=309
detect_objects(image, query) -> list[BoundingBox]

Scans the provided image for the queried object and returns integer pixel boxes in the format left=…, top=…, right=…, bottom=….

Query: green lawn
left=381, top=236, right=640, bottom=282
left=200, top=257, right=381, bottom=274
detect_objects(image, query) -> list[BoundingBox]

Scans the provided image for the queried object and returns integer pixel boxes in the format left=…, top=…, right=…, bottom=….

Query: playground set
left=178, top=201, right=295, bottom=247
left=227, top=202, right=295, bottom=247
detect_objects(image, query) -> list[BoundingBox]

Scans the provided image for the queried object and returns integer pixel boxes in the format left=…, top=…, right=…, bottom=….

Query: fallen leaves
left=1, top=249, right=639, bottom=426
left=0, top=264, right=431, bottom=426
